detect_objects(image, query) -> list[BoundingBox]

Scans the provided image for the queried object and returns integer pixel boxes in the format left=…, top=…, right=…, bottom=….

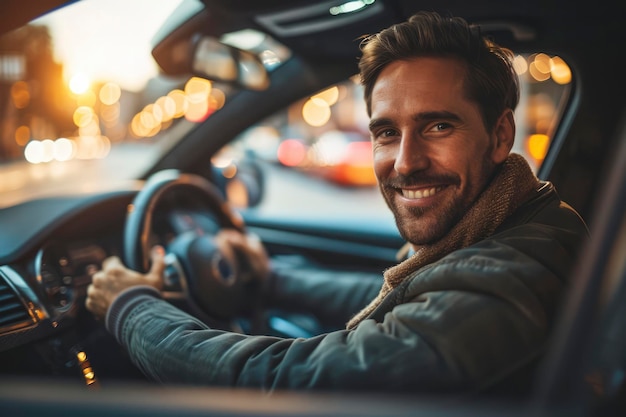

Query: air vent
left=0, top=269, right=36, bottom=332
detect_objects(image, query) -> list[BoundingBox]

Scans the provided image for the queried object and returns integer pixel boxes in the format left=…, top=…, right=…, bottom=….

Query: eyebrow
left=368, top=110, right=462, bottom=132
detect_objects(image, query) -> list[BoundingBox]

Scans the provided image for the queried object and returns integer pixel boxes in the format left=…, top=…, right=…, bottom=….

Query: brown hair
left=359, top=11, right=519, bottom=131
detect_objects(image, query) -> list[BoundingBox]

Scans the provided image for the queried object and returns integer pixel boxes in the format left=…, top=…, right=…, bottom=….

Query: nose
left=393, top=135, right=430, bottom=176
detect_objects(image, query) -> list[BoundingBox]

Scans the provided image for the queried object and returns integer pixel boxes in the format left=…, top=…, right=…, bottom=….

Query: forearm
left=106, top=286, right=252, bottom=385
left=267, top=265, right=382, bottom=326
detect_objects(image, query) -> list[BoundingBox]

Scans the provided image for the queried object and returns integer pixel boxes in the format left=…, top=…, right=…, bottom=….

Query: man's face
left=369, top=57, right=509, bottom=247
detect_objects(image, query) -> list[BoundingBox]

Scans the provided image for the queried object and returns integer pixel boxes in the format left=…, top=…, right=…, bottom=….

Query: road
left=0, top=146, right=396, bottom=233
left=0, top=145, right=151, bottom=208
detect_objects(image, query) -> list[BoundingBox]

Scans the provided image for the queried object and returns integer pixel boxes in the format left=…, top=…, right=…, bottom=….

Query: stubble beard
left=381, top=157, right=497, bottom=247
left=382, top=186, right=468, bottom=246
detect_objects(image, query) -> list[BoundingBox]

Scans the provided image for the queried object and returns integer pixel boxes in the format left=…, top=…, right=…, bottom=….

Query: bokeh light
left=513, top=55, right=528, bottom=75
left=24, top=141, right=43, bottom=164
left=155, top=96, right=177, bottom=122
left=312, top=86, right=339, bottom=106
left=53, top=138, right=75, bottom=161
left=167, top=89, right=188, bottom=119
left=15, top=126, right=30, bottom=146
left=277, top=139, right=307, bottom=167
left=527, top=134, right=550, bottom=162
left=11, top=81, right=30, bottom=109
left=550, top=56, right=572, bottom=84
left=69, top=73, right=91, bottom=94
left=302, top=97, right=331, bottom=127
left=73, top=106, right=95, bottom=127
left=99, top=82, right=121, bottom=105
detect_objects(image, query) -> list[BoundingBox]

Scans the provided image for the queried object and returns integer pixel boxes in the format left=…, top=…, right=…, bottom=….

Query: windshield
left=0, top=0, right=573, bottom=212
left=0, top=0, right=211, bottom=207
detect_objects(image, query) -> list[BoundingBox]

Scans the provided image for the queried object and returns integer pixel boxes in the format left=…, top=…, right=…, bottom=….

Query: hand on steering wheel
left=214, top=229, right=270, bottom=285
left=85, top=247, right=166, bottom=320
left=121, top=170, right=268, bottom=326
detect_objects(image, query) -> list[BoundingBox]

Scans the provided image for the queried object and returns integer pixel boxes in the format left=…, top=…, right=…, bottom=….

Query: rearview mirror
left=153, top=34, right=270, bottom=91
left=192, top=36, right=270, bottom=90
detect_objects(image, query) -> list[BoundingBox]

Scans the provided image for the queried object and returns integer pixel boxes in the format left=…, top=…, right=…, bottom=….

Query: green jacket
left=106, top=182, right=588, bottom=395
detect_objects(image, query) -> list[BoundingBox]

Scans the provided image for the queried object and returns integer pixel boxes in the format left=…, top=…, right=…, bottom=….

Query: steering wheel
left=123, top=169, right=255, bottom=323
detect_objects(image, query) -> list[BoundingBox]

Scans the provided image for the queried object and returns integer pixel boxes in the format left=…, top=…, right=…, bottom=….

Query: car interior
left=0, top=0, right=624, bottom=416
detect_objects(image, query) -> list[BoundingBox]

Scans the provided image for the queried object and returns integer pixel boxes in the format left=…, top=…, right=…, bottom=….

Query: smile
left=401, top=186, right=446, bottom=199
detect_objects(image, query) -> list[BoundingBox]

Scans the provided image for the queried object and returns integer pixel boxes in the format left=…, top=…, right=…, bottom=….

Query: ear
left=490, top=109, right=515, bottom=164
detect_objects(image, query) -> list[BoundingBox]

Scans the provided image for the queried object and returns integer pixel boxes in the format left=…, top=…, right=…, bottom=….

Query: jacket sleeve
left=105, top=239, right=555, bottom=394
left=266, top=256, right=383, bottom=326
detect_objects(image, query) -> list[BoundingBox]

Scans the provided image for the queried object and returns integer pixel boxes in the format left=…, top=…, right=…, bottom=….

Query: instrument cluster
left=35, top=240, right=109, bottom=318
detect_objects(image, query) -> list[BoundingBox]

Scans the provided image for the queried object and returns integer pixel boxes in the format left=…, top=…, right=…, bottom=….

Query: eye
left=430, top=122, right=452, bottom=132
left=372, top=128, right=399, bottom=140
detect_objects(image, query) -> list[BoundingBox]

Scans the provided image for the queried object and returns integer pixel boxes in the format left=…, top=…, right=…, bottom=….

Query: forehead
left=370, top=57, right=470, bottom=116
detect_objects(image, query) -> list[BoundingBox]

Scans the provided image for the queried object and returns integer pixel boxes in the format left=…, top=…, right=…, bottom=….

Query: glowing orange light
left=527, top=134, right=550, bottom=162
left=550, top=56, right=572, bottom=85
left=529, top=61, right=551, bottom=82
left=533, top=53, right=552, bottom=74
left=10, top=81, right=30, bottom=109
left=15, top=125, right=30, bottom=146
left=336, top=141, right=377, bottom=186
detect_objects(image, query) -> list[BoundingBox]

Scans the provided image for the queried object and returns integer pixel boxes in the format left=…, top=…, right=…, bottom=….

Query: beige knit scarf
left=346, top=153, right=541, bottom=329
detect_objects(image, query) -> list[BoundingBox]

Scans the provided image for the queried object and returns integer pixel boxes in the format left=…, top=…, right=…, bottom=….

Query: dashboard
left=0, top=190, right=136, bottom=382
left=0, top=185, right=227, bottom=383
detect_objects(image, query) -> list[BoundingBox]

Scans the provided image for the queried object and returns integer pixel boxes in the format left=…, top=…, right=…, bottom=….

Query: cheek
left=372, top=146, right=394, bottom=177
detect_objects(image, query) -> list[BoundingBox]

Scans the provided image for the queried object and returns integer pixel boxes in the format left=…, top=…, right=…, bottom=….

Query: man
left=86, top=11, right=588, bottom=395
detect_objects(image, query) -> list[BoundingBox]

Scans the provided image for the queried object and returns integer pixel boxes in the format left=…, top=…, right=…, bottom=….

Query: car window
left=0, top=0, right=214, bottom=207
left=215, top=53, right=572, bottom=221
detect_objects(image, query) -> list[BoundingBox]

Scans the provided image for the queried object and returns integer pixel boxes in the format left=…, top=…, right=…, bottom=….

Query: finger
left=85, top=290, right=103, bottom=317
left=215, top=229, right=241, bottom=245
left=102, top=256, right=122, bottom=269
left=149, top=246, right=166, bottom=277
left=90, top=271, right=105, bottom=288
left=245, top=232, right=264, bottom=251
left=225, top=231, right=252, bottom=253
left=84, top=296, right=95, bottom=313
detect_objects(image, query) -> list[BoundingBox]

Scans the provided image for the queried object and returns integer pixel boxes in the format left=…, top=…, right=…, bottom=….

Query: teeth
left=402, top=186, right=442, bottom=199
